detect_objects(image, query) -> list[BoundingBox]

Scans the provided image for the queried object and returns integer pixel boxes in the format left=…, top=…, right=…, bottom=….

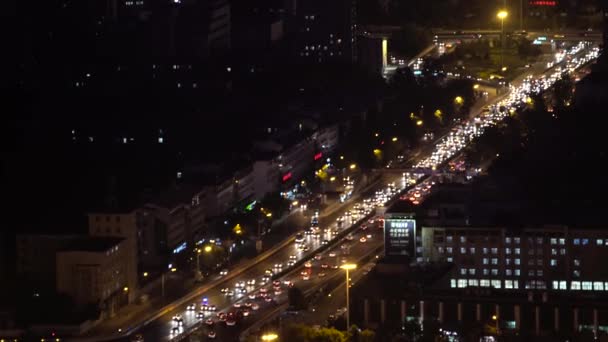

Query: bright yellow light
left=266, top=212, right=272, bottom=218
left=330, top=176, right=336, bottom=182
left=416, top=120, right=423, bottom=126
left=340, top=155, right=344, bottom=160
left=434, top=109, right=443, bottom=119
left=501, top=66, right=508, bottom=71
left=409, top=112, right=415, bottom=119
left=262, top=333, right=279, bottom=341
left=497, top=10, right=508, bottom=19
left=204, top=245, right=213, bottom=253
left=492, top=315, right=498, bottom=320
left=349, top=163, right=356, bottom=170
left=526, top=97, right=533, bottom=104
left=341, top=263, right=357, bottom=270
left=373, top=149, right=382, bottom=156
left=292, top=201, right=298, bottom=206
left=123, top=286, right=129, bottom=292
left=143, top=272, right=148, bottom=277
left=473, top=84, right=479, bottom=89
left=454, top=96, right=464, bottom=105
left=171, top=267, right=177, bottom=272
left=233, top=223, right=243, bottom=235
left=374, top=132, right=379, bottom=137
left=391, top=137, right=398, bottom=142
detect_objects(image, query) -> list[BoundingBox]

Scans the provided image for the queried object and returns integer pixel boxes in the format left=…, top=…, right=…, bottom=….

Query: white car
left=247, top=279, right=256, bottom=286
left=220, top=269, right=229, bottom=276
left=186, top=303, right=196, bottom=311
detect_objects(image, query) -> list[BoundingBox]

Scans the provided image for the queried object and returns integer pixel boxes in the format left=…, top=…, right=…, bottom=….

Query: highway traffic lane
left=135, top=215, right=365, bottom=341
left=210, top=226, right=385, bottom=341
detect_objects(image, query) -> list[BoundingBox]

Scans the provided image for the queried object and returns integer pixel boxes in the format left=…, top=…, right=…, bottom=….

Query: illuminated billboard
left=384, top=216, right=416, bottom=257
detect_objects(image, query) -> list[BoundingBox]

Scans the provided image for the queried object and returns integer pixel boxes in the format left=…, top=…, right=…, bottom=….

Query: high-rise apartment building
left=290, top=0, right=357, bottom=63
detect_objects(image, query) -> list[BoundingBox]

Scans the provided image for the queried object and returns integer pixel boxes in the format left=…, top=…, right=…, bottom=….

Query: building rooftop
left=60, top=236, right=125, bottom=253
left=147, top=183, right=202, bottom=209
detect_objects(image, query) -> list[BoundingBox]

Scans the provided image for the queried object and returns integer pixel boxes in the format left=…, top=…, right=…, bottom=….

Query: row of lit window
left=447, top=236, right=608, bottom=246
left=451, top=279, right=550, bottom=290
left=553, top=281, right=608, bottom=291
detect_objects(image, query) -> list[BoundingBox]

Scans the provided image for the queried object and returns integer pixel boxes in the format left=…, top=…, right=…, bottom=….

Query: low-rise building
left=56, top=237, right=133, bottom=316
left=15, top=234, right=80, bottom=291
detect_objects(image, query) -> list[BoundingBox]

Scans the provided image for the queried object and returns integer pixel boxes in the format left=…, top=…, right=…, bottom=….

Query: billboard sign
left=384, top=217, right=416, bottom=257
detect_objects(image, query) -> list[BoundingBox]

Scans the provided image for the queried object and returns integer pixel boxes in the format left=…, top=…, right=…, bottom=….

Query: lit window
left=483, top=269, right=489, bottom=275
left=514, top=248, right=521, bottom=255
left=438, top=247, right=444, bottom=254
left=506, top=269, right=512, bottom=276
left=483, top=248, right=488, bottom=254
left=573, top=270, right=580, bottom=277
left=458, top=279, right=467, bottom=288
left=460, top=236, right=466, bottom=243
left=559, top=238, right=565, bottom=245
left=461, top=269, right=467, bottom=275
left=552, top=281, right=559, bottom=289
left=594, top=282, right=604, bottom=291
left=582, top=281, right=592, bottom=290
left=515, top=269, right=521, bottom=276
left=560, top=281, right=567, bottom=290
left=514, top=259, right=521, bottom=265
left=470, top=247, right=476, bottom=254
left=469, top=279, right=479, bottom=286
left=506, top=248, right=511, bottom=255
left=505, top=237, right=512, bottom=244
left=447, top=257, right=453, bottom=262
left=469, top=268, right=476, bottom=275
left=451, top=279, right=457, bottom=288
left=460, top=247, right=466, bottom=254
left=551, top=238, right=557, bottom=245
left=597, top=239, right=604, bottom=246
left=551, top=248, right=557, bottom=255
left=491, top=248, right=498, bottom=254
left=560, top=248, right=566, bottom=255
left=447, top=247, right=453, bottom=254
left=483, top=258, right=489, bottom=265
left=506, top=258, right=511, bottom=265
left=446, top=236, right=453, bottom=243
left=480, top=279, right=490, bottom=287
left=571, top=281, right=581, bottom=290
left=550, top=259, right=557, bottom=266
left=574, top=259, right=581, bottom=267
left=491, top=269, right=498, bottom=276
left=491, top=258, right=498, bottom=265
left=514, top=237, right=521, bottom=244
left=573, top=238, right=580, bottom=245
left=491, top=280, right=502, bottom=289
left=582, top=239, right=589, bottom=245
left=505, top=280, right=514, bottom=289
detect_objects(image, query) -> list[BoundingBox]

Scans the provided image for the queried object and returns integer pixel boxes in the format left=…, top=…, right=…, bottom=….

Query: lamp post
left=497, top=10, right=508, bottom=70
left=492, top=314, right=500, bottom=335
left=162, top=266, right=177, bottom=297
left=341, top=263, right=357, bottom=329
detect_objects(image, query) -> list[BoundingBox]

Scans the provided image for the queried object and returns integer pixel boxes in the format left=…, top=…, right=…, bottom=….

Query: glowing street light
left=266, top=212, right=272, bottom=218
left=454, top=96, right=464, bottom=105
left=204, top=245, right=213, bottom=253
left=416, top=120, right=423, bottom=126
left=349, top=163, right=356, bottom=170
left=261, top=333, right=278, bottom=341
left=497, top=10, right=508, bottom=68
left=391, top=137, right=398, bottom=142
left=341, top=263, right=357, bottom=328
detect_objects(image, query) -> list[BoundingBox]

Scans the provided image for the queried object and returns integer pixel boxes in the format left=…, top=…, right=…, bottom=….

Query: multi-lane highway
left=103, top=39, right=600, bottom=342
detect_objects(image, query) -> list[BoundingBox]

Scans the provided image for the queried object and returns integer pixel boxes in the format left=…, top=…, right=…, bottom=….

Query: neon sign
left=282, top=172, right=292, bottom=182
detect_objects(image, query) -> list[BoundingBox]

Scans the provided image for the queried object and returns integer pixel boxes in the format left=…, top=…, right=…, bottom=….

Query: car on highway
left=304, top=261, right=312, bottom=268
left=360, top=237, right=367, bottom=243
left=208, top=330, right=217, bottom=339
left=318, top=272, right=326, bottom=278
left=186, top=303, right=196, bottom=311
left=196, top=311, right=205, bottom=320
left=219, top=269, right=229, bottom=276
left=170, top=326, right=182, bottom=337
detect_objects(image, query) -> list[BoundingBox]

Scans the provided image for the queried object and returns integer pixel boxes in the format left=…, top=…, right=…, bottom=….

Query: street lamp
left=341, top=263, right=357, bottom=329
left=261, top=333, right=278, bottom=341
left=497, top=10, right=508, bottom=69
left=492, top=314, right=499, bottom=335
